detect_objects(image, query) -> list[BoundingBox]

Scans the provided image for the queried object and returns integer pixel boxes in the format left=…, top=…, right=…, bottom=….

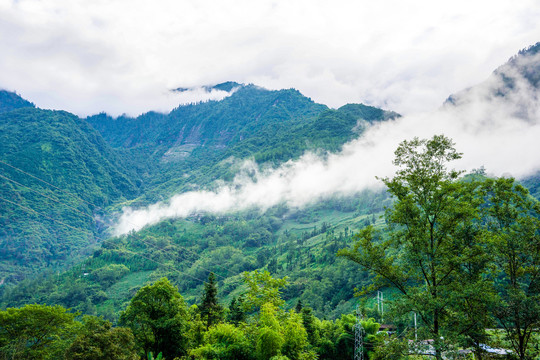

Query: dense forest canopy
left=1, top=135, right=539, bottom=360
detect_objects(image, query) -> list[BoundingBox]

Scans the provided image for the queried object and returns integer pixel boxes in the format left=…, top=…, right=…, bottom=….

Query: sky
left=1, top=0, right=540, bottom=117
left=1, top=0, right=539, bottom=233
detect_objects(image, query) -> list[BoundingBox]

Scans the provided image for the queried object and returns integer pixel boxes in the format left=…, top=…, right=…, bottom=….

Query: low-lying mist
left=113, top=57, right=540, bottom=235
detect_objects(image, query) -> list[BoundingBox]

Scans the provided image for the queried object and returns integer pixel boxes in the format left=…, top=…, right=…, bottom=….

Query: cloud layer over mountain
left=113, top=53, right=540, bottom=234
left=1, top=0, right=539, bottom=116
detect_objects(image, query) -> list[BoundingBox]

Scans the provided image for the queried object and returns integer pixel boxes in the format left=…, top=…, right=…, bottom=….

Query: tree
left=483, top=177, right=540, bottom=360
left=0, top=304, right=78, bottom=360
left=190, top=323, right=254, bottom=360
left=295, top=300, right=303, bottom=313
left=256, top=327, right=283, bottom=360
left=339, top=135, right=491, bottom=359
left=227, top=296, right=247, bottom=325
left=119, top=277, right=190, bottom=359
left=242, top=270, right=288, bottom=312
left=360, top=318, right=384, bottom=359
left=333, top=314, right=356, bottom=360
left=65, top=315, right=138, bottom=360
left=199, top=272, right=224, bottom=329
left=301, top=307, right=319, bottom=346
left=281, top=310, right=308, bottom=360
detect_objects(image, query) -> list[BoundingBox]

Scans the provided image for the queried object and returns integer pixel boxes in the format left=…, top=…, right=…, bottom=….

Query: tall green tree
left=301, top=307, right=319, bottom=346
left=339, top=135, right=491, bottom=359
left=483, top=177, right=540, bottom=360
left=0, top=304, right=78, bottom=360
left=256, top=303, right=284, bottom=360
left=119, top=277, right=190, bottom=359
left=199, top=272, right=224, bottom=329
left=190, top=323, right=254, bottom=360
left=242, top=270, right=288, bottom=312
left=281, top=310, right=309, bottom=360
left=227, top=296, right=247, bottom=325
left=65, top=315, right=138, bottom=360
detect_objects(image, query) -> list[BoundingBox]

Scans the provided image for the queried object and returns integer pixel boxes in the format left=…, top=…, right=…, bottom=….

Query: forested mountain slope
left=0, top=90, right=35, bottom=113
left=445, top=42, right=540, bottom=196
left=1, top=43, right=540, bottom=327
left=0, top=103, right=140, bottom=281
left=87, top=84, right=399, bottom=203
left=0, top=85, right=397, bottom=284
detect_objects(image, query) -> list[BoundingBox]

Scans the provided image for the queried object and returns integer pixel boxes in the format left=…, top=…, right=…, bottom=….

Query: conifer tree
left=295, top=300, right=303, bottom=313
left=228, top=297, right=246, bottom=325
left=199, top=272, right=223, bottom=329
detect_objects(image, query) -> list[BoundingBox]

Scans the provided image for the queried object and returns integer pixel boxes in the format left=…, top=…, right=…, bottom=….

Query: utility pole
left=414, top=312, right=417, bottom=341
left=354, top=305, right=364, bottom=360
left=377, top=291, right=384, bottom=322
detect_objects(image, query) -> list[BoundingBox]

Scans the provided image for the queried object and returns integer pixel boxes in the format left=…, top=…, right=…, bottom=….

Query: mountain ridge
left=0, top=82, right=397, bottom=283
left=0, top=90, right=35, bottom=114
left=0, top=44, right=539, bottom=323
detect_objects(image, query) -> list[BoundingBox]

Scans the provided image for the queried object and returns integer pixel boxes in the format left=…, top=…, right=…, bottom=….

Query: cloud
left=113, top=55, right=540, bottom=234
left=0, top=0, right=539, bottom=116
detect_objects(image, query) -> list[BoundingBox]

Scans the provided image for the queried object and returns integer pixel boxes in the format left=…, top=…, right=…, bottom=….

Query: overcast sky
left=1, top=0, right=539, bottom=117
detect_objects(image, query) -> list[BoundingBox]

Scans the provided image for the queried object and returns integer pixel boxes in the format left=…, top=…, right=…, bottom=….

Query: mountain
left=1, top=43, right=539, bottom=321
left=87, top=84, right=326, bottom=151
left=87, top=83, right=398, bottom=203
left=0, top=84, right=396, bottom=317
left=444, top=42, right=540, bottom=196
left=0, top=104, right=140, bottom=282
left=445, top=42, right=540, bottom=110
left=0, top=90, right=34, bottom=114
left=0, top=85, right=396, bottom=285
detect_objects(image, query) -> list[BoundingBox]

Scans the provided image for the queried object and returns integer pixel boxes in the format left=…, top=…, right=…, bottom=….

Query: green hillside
left=0, top=84, right=397, bottom=315
left=0, top=105, right=140, bottom=281
left=0, top=193, right=389, bottom=320
left=0, top=90, right=35, bottom=114
left=0, top=85, right=397, bottom=286
left=87, top=84, right=398, bottom=203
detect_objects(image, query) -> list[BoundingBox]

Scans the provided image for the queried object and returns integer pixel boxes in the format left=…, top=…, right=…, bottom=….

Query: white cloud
left=0, top=0, right=539, bottom=116
left=113, top=56, right=540, bottom=234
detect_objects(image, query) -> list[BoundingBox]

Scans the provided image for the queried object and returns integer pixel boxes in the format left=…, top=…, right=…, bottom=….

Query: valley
left=0, top=43, right=539, bottom=360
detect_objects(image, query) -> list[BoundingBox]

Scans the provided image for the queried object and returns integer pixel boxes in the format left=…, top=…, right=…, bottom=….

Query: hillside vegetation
left=1, top=135, right=539, bottom=360
left=0, top=83, right=397, bottom=282
left=0, top=44, right=540, bottom=360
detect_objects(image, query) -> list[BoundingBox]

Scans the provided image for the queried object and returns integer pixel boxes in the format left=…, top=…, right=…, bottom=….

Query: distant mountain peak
left=445, top=41, right=540, bottom=107
left=172, top=81, right=243, bottom=93
left=0, top=90, right=35, bottom=114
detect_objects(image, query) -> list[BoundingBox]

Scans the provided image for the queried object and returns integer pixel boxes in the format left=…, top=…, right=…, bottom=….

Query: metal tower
left=354, top=305, right=365, bottom=360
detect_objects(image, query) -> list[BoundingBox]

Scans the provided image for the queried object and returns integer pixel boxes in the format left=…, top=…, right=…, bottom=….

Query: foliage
left=281, top=311, right=308, bottom=360
left=0, top=90, right=34, bottom=114
left=199, top=272, right=224, bottom=329
left=0, top=198, right=379, bottom=319
left=227, top=296, right=247, bottom=325
left=146, top=351, right=163, bottom=360
left=119, top=278, right=190, bottom=359
left=339, top=135, right=494, bottom=359
left=256, top=326, right=284, bottom=360
left=242, top=270, right=288, bottom=312
left=360, top=318, right=384, bottom=358
left=482, top=177, right=540, bottom=360
left=190, top=323, right=254, bottom=360
left=0, top=106, right=140, bottom=282
left=91, top=264, right=130, bottom=288
left=0, top=304, right=78, bottom=359
left=65, top=315, right=138, bottom=360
